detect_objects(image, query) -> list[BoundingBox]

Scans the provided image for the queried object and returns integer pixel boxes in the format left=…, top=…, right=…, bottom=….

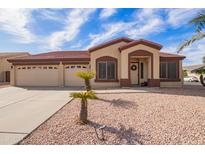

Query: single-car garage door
left=64, top=65, right=89, bottom=86
left=16, top=65, right=59, bottom=86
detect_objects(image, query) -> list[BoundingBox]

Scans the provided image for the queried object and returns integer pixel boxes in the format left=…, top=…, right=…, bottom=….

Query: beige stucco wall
left=0, top=53, right=29, bottom=82
left=160, top=81, right=183, bottom=87
left=120, top=44, right=160, bottom=80
left=90, top=42, right=128, bottom=88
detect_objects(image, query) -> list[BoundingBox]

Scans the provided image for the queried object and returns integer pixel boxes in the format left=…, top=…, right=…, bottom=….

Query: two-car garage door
left=15, top=65, right=88, bottom=87
left=16, top=65, right=59, bottom=86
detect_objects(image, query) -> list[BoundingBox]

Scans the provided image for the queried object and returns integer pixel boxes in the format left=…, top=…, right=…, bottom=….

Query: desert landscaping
left=20, top=85, right=205, bottom=145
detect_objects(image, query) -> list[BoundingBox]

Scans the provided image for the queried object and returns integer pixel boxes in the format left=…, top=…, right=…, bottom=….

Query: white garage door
left=16, top=65, right=59, bottom=86
left=64, top=65, right=89, bottom=86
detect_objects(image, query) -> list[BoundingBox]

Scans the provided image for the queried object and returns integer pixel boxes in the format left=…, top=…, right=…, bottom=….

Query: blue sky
left=0, top=8, right=204, bottom=65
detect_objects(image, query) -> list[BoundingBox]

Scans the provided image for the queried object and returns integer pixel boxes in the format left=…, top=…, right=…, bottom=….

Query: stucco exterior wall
left=0, top=53, right=29, bottom=82
left=121, top=44, right=160, bottom=79
left=160, top=81, right=183, bottom=87
left=90, top=42, right=128, bottom=87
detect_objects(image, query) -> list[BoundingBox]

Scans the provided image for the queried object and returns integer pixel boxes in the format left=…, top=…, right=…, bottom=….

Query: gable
left=119, top=39, right=162, bottom=51
left=88, top=37, right=133, bottom=52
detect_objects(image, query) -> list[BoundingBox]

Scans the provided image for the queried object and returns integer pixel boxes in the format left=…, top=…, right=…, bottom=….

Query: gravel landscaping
left=20, top=86, right=205, bottom=145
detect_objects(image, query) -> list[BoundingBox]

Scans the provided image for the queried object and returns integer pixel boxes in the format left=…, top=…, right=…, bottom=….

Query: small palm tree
left=76, top=71, right=95, bottom=91
left=70, top=91, right=98, bottom=124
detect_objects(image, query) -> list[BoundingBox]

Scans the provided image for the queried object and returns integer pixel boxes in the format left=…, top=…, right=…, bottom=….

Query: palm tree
left=178, top=10, right=205, bottom=86
left=70, top=91, right=98, bottom=124
left=76, top=71, right=95, bottom=91
left=178, top=11, right=205, bottom=52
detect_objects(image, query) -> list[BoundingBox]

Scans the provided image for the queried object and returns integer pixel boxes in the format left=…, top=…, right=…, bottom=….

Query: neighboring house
left=8, top=37, right=185, bottom=88
left=0, top=52, right=29, bottom=82
left=183, top=64, right=205, bottom=78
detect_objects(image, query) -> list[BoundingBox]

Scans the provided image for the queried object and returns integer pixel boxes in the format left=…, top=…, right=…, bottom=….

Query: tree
left=178, top=10, right=205, bottom=86
left=178, top=11, right=205, bottom=52
left=70, top=91, right=98, bottom=124
left=183, top=70, right=188, bottom=77
left=76, top=71, right=95, bottom=91
left=195, top=67, right=205, bottom=86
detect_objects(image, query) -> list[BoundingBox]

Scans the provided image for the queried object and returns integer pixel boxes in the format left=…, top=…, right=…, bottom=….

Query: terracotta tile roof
left=0, top=52, right=29, bottom=59
left=119, top=39, right=163, bottom=51
left=88, top=37, right=134, bottom=52
left=160, top=51, right=185, bottom=58
left=8, top=51, right=90, bottom=62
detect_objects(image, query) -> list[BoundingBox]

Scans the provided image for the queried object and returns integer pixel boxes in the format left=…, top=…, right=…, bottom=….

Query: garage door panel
left=65, top=65, right=88, bottom=87
left=16, top=66, right=59, bottom=86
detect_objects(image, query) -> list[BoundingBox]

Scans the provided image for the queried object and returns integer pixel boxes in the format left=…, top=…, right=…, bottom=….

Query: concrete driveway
left=0, top=86, right=79, bottom=145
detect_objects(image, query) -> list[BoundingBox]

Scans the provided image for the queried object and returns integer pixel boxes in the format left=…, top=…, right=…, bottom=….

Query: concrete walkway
left=0, top=86, right=78, bottom=145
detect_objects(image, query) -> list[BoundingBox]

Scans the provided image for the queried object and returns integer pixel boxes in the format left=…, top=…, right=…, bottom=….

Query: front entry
left=130, top=62, right=139, bottom=85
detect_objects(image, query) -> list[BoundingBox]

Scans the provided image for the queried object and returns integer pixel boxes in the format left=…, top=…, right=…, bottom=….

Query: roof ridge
left=89, top=37, right=134, bottom=52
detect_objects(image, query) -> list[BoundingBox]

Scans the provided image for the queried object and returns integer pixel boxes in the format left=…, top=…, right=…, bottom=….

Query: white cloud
left=38, top=9, right=64, bottom=22
left=126, top=9, right=165, bottom=38
left=125, top=18, right=164, bottom=38
left=99, top=8, right=117, bottom=19
left=85, top=22, right=134, bottom=49
left=85, top=9, right=165, bottom=49
left=46, top=8, right=96, bottom=50
left=0, top=8, right=35, bottom=43
left=163, top=40, right=205, bottom=66
left=166, top=9, right=203, bottom=28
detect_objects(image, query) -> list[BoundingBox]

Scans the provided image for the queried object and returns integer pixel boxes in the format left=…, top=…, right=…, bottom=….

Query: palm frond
left=190, top=11, right=205, bottom=32
left=177, top=32, right=205, bottom=53
left=70, top=91, right=98, bottom=100
left=70, top=92, right=83, bottom=98
left=85, top=91, right=98, bottom=99
left=76, top=71, right=95, bottom=80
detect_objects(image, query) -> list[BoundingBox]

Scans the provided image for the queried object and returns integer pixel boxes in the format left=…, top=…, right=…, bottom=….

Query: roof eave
left=88, top=37, right=134, bottom=52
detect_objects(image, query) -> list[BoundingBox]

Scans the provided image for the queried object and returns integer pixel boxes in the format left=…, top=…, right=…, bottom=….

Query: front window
left=160, top=61, right=177, bottom=79
left=98, top=61, right=116, bottom=80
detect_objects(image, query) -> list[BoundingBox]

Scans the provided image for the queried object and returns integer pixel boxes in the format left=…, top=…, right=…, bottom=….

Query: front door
left=130, top=62, right=139, bottom=85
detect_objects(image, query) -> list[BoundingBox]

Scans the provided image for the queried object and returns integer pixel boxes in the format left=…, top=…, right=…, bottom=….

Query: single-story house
left=8, top=37, right=185, bottom=88
left=0, top=52, right=29, bottom=82
left=183, top=64, right=205, bottom=78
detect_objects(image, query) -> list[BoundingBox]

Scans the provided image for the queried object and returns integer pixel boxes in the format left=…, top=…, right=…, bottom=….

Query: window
left=140, top=63, right=144, bottom=79
left=160, top=61, right=177, bottom=79
left=97, top=61, right=116, bottom=80
left=77, top=66, right=81, bottom=68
